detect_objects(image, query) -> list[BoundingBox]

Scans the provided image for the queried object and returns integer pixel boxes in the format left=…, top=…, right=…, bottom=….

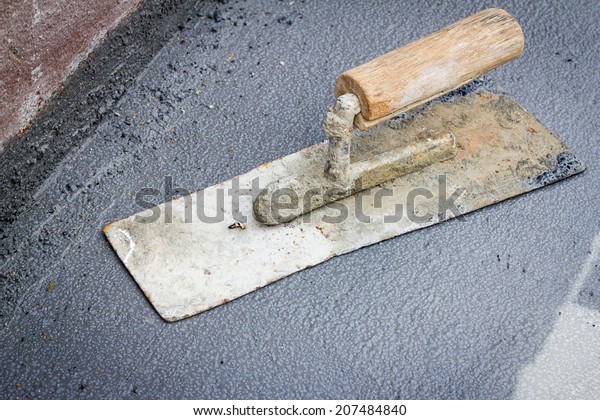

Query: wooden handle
left=334, top=8, right=524, bottom=130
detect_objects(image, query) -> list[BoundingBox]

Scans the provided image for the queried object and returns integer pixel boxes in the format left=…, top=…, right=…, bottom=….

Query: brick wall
left=0, top=0, right=142, bottom=150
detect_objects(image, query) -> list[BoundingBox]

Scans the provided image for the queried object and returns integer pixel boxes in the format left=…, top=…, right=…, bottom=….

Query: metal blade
left=104, top=91, right=585, bottom=321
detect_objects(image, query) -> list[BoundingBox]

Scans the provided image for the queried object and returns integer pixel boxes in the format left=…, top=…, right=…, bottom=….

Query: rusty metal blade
left=104, top=91, right=585, bottom=322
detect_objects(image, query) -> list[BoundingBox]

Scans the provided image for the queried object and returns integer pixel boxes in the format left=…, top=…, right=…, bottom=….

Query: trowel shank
left=253, top=126, right=457, bottom=225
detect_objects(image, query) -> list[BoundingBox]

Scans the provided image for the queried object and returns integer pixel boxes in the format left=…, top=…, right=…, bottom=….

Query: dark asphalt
left=1, top=0, right=599, bottom=399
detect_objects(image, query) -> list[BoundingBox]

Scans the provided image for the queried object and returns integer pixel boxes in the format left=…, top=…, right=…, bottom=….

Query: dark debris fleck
left=528, top=152, right=586, bottom=188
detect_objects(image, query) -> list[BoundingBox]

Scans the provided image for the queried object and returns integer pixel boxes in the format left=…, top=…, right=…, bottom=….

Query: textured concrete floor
left=1, top=0, right=599, bottom=399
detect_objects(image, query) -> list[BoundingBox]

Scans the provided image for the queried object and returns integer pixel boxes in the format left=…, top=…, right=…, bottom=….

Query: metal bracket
left=253, top=94, right=457, bottom=225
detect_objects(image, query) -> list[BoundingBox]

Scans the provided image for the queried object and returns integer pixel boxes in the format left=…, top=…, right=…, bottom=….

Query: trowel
left=104, top=8, right=585, bottom=322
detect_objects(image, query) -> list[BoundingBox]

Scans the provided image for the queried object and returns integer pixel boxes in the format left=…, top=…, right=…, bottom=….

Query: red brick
left=0, top=0, right=142, bottom=150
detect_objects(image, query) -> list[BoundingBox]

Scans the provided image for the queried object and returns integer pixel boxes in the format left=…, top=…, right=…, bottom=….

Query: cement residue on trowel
left=104, top=89, right=585, bottom=321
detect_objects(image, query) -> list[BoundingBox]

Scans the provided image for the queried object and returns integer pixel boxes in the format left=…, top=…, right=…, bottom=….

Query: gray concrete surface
left=1, top=0, right=599, bottom=399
